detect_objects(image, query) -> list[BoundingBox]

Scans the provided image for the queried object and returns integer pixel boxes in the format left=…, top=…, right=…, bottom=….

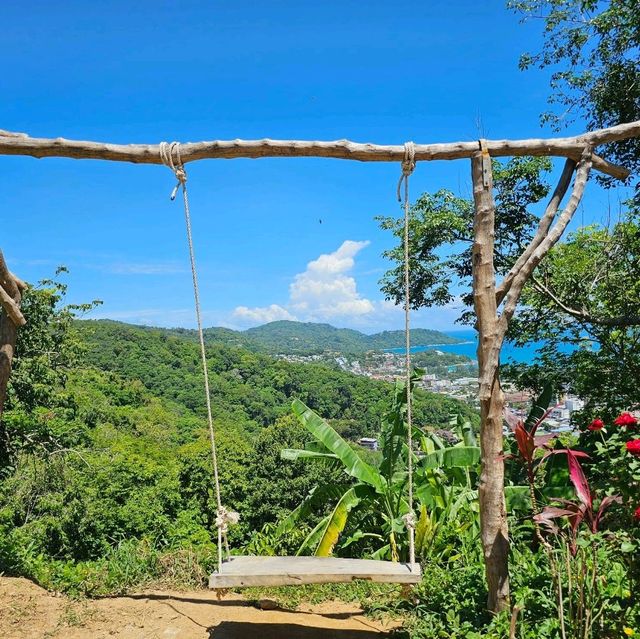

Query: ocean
left=387, top=329, right=576, bottom=364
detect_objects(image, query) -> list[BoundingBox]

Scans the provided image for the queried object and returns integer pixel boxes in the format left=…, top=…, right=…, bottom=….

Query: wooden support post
left=471, top=151, right=510, bottom=613
left=0, top=251, right=23, bottom=462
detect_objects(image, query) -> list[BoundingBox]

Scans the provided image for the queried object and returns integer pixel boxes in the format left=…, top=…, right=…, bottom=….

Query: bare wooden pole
left=1, top=120, right=639, bottom=178
left=470, top=143, right=594, bottom=612
left=0, top=251, right=23, bottom=466
left=471, top=151, right=510, bottom=613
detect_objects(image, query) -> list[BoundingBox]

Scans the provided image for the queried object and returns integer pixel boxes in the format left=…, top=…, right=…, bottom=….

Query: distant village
left=277, top=349, right=585, bottom=442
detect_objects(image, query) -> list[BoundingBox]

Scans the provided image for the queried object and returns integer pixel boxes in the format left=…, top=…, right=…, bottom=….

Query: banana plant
left=416, top=415, right=480, bottom=517
left=279, top=373, right=421, bottom=561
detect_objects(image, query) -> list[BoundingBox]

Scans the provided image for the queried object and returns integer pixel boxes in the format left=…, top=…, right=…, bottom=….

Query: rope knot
left=397, top=141, right=416, bottom=202
left=402, top=511, right=417, bottom=530
left=216, top=506, right=240, bottom=534
left=160, top=141, right=187, bottom=200
left=401, top=141, right=416, bottom=176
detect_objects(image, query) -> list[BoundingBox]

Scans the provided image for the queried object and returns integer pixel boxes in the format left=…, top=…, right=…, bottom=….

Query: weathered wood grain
left=1, top=120, right=639, bottom=178
left=471, top=153, right=510, bottom=613
left=208, top=556, right=422, bottom=589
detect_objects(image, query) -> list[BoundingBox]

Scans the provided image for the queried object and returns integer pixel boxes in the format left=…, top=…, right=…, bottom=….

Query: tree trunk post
left=0, top=251, right=23, bottom=465
left=471, top=149, right=510, bottom=613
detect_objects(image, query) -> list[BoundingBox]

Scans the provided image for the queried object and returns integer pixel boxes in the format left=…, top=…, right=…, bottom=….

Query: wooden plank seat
left=209, top=556, right=422, bottom=589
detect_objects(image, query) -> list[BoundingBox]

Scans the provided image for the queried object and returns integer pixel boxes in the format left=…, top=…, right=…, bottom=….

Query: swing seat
left=208, top=556, right=421, bottom=589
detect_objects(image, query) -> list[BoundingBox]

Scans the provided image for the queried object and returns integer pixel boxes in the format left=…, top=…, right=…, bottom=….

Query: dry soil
left=0, top=576, right=396, bottom=638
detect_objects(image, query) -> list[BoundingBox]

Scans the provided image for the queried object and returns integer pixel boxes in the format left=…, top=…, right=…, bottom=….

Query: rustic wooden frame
left=2, top=119, right=640, bottom=612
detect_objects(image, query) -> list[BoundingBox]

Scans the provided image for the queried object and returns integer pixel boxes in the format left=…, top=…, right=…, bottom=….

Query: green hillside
left=244, top=320, right=463, bottom=353
left=147, top=319, right=463, bottom=355
left=0, top=287, right=478, bottom=596
left=77, top=320, right=475, bottom=438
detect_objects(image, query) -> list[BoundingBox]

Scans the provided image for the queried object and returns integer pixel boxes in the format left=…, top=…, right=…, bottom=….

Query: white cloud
left=233, top=304, right=297, bottom=323
left=233, top=240, right=375, bottom=326
left=290, top=240, right=374, bottom=319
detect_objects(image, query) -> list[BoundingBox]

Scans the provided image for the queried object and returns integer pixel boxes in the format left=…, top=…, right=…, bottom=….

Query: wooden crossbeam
left=1, top=120, right=640, bottom=179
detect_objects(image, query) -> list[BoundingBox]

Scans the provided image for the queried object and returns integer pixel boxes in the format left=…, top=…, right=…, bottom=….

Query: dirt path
left=0, top=577, right=396, bottom=638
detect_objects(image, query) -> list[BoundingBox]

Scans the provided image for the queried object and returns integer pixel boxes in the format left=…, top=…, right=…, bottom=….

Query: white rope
left=398, top=141, right=417, bottom=569
left=160, top=141, right=238, bottom=568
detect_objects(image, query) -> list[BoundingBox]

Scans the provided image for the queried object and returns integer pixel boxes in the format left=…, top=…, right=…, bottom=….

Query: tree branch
left=498, top=147, right=593, bottom=332
left=9, top=273, right=27, bottom=291
left=0, top=285, right=26, bottom=327
left=532, top=276, right=640, bottom=327
left=496, top=159, right=576, bottom=305
left=0, top=120, right=639, bottom=178
left=0, top=251, right=20, bottom=301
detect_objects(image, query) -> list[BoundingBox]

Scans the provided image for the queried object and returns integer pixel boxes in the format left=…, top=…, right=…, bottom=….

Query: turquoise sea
left=388, top=329, right=577, bottom=364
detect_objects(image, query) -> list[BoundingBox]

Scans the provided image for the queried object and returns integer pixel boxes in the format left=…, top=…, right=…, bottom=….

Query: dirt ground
left=0, top=576, right=397, bottom=639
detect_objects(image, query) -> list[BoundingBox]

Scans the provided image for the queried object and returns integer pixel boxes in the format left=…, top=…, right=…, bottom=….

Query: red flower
left=634, top=507, right=640, bottom=522
left=587, top=418, right=604, bottom=431
left=614, top=412, right=638, bottom=427
left=626, top=439, right=640, bottom=456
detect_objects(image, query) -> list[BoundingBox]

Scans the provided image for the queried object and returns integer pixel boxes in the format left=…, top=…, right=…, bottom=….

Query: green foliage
left=0, top=276, right=477, bottom=598
left=2, top=272, right=100, bottom=468
left=504, top=211, right=640, bottom=420
left=164, top=319, right=463, bottom=356
left=511, top=0, right=640, bottom=182
left=78, top=319, right=475, bottom=440
left=379, top=156, right=552, bottom=317
left=282, top=376, right=422, bottom=561
left=242, top=320, right=463, bottom=354
left=242, top=414, right=326, bottom=533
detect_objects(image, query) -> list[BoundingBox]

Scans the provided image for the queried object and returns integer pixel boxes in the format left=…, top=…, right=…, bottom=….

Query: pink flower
left=626, top=439, right=640, bottom=456
left=587, top=418, right=604, bottom=431
left=614, top=412, right=638, bottom=427
left=634, top=507, right=640, bottom=522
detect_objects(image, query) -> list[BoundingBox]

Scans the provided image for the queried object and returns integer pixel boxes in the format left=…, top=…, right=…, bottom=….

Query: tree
left=505, top=0, right=640, bottom=417
left=0, top=250, right=26, bottom=470
left=380, top=157, right=553, bottom=316
left=380, top=150, right=600, bottom=611
left=0, top=267, right=100, bottom=469
left=504, top=207, right=640, bottom=419
left=511, top=0, right=640, bottom=184
left=243, top=413, right=326, bottom=533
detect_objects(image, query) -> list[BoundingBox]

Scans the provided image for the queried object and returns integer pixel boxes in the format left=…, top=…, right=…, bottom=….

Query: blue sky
left=1, top=1, right=628, bottom=332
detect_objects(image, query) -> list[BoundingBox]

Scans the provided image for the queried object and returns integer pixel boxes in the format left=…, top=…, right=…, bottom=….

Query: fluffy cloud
left=233, top=240, right=374, bottom=325
left=233, top=304, right=297, bottom=323
left=289, top=241, right=374, bottom=319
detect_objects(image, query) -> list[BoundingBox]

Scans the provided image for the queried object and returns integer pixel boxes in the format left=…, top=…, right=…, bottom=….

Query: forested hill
left=77, top=319, right=476, bottom=438
left=94, top=319, right=463, bottom=356
left=242, top=321, right=463, bottom=354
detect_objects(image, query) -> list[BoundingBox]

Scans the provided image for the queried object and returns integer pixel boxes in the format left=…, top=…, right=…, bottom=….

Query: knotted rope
left=160, top=141, right=238, bottom=568
left=398, top=141, right=417, bottom=569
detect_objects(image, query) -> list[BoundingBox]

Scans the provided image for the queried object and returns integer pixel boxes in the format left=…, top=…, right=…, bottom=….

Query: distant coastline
left=384, top=329, right=578, bottom=364
left=383, top=340, right=475, bottom=353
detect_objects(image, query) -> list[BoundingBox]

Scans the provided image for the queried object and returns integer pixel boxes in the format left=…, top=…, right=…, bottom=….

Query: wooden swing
left=4, top=122, right=640, bottom=604
left=160, top=140, right=422, bottom=588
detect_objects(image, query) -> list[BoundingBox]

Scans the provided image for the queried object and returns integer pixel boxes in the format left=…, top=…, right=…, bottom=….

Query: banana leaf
left=276, top=483, right=350, bottom=537
left=524, top=383, right=553, bottom=430
left=281, top=449, right=338, bottom=461
left=315, top=486, right=363, bottom=556
left=292, top=399, right=384, bottom=492
left=420, top=446, right=481, bottom=470
left=297, top=514, right=331, bottom=556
